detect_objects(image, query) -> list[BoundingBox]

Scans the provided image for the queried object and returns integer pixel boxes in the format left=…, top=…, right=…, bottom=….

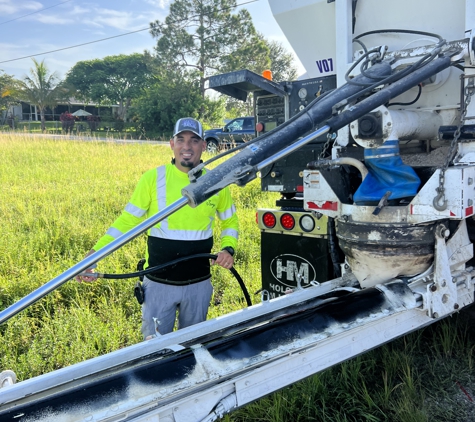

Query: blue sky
left=0, top=0, right=304, bottom=80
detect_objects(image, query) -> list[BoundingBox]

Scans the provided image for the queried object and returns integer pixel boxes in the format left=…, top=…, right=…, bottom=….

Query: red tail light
left=280, top=213, right=295, bottom=230
left=262, top=212, right=277, bottom=228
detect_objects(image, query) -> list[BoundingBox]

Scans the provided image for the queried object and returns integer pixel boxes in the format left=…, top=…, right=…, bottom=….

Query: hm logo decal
left=270, top=254, right=316, bottom=288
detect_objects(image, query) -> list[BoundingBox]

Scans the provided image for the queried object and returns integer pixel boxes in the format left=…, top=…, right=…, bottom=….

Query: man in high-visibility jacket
left=77, top=118, right=239, bottom=338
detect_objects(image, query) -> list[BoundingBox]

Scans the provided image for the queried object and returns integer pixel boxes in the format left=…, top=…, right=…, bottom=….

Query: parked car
left=204, top=117, right=255, bottom=153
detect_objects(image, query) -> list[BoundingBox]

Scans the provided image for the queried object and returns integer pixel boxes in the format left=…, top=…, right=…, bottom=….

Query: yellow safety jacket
left=93, top=163, right=239, bottom=283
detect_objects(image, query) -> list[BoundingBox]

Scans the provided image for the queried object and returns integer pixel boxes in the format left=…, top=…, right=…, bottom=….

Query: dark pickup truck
left=204, top=117, right=255, bottom=153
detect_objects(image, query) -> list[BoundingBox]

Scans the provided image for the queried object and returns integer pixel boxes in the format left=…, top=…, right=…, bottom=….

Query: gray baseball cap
left=173, top=117, right=203, bottom=139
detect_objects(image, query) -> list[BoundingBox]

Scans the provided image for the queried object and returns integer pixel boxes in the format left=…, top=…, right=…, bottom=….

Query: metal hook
left=433, top=193, right=448, bottom=211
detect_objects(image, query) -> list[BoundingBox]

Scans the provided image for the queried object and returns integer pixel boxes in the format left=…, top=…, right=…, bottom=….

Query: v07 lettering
left=316, top=58, right=334, bottom=73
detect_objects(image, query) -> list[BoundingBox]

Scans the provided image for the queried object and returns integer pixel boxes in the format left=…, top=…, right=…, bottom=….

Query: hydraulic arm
left=183, top=55, right=453, bottom=207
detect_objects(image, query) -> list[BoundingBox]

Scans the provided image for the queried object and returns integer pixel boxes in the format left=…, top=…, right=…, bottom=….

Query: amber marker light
left=262, top=69, right=273, bottom=80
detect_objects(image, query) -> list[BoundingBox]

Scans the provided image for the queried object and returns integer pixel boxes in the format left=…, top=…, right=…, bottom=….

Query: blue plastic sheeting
left=354, top=140, right=420, bottom=205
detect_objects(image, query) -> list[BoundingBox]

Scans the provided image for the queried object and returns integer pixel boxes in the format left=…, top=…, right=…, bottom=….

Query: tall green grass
left=0, top=133, right=275, bottom=377
left=1, top=134, right=474, bottom=421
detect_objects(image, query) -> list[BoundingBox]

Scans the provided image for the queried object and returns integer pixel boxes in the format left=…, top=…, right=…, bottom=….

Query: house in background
left=5, top=98, right=119, bottom=122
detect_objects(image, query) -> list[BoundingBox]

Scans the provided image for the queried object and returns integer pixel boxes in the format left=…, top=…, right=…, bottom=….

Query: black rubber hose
left=387, top=83, right=422, bottom=107
left=99, top=253, right=252, bottom=307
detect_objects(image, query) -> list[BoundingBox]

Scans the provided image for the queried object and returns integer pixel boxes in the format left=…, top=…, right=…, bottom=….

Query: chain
left=319, top=132, right=337, bottom=159
left=433, top=79, right=475, bottom=211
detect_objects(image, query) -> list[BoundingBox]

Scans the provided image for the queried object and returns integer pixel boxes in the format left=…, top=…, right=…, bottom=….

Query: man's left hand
left=212, top=250, right=234, bottom=269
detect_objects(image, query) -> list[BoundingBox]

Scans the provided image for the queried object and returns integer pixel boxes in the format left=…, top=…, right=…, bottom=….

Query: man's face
left=170, top=131, right=206, bottom=172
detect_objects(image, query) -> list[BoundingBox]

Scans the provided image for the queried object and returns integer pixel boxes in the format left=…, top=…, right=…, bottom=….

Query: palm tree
left=15, top=59, right=66, bottom=132
left=0, top=71, right=16, bottom=125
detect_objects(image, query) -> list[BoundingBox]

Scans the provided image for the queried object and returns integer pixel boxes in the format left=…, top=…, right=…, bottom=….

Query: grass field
left=1, top=133, right=475, bottom=421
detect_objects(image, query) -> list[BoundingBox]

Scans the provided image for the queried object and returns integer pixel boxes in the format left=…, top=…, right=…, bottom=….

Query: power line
left=0, top=27, right=152, bottom=64
left=0, top=0, right=75, bottom=26
left=0, top=0, right=259, bottom=64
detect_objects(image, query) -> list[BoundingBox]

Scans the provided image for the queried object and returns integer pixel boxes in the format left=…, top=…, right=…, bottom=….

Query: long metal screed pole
left=0, top=197, right=189, bottom=325
left=255, top=126, right=330, bottom=171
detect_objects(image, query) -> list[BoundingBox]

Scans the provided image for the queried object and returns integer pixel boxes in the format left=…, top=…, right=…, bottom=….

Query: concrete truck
left=0, top=0, right=474, bottom=420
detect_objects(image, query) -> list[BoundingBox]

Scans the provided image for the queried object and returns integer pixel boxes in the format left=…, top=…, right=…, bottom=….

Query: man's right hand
left=75, top=269, right=97, bottom=283
left=75, top=250, right=97, bottom=283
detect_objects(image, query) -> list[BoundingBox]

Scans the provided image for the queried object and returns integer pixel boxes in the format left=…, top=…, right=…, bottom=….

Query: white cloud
left=70, top=5, right=89, bottom=15
left=0, top=41, right=22, bottom=59
left=0, top=1, right=169, bottom=78
left=16, top=5, right=155, bottom=31
left=143, top=0, right=170, bottom=9
left=81, top=6, right=164, bottom=32
left=33, top=14, right=74, bottom=25
left=0, top=0, right=42, bottom=16
left=84, top=8, right=145, bottom=31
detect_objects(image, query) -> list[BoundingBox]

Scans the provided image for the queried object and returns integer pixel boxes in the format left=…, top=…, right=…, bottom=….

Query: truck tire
left=206, top=139, right=219, bottom=154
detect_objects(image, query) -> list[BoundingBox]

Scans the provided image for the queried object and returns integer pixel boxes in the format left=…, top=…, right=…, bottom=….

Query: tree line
left=0, top=0, right=297, bottom=137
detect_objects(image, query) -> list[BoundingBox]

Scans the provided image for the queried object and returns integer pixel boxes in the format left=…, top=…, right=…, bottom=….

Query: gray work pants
left=141, top=276, right=213, bottom=339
